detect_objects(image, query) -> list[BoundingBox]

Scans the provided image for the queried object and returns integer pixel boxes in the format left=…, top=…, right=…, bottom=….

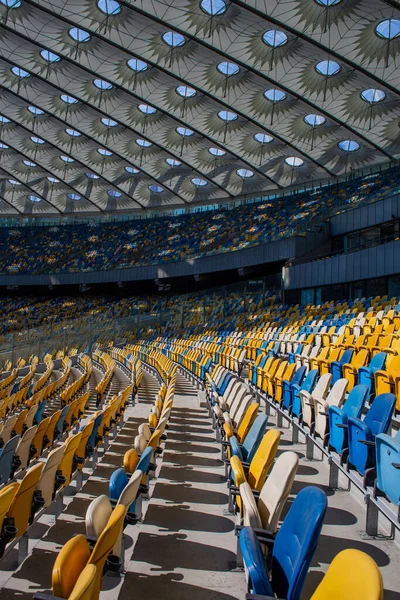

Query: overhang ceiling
left=0, top=0, right=398, bottom=215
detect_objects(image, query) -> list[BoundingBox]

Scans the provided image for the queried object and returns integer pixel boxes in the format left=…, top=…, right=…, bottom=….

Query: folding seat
left=58, top=432, right=84, bottom=486
left=342, top=349, right=373, bottom=391
left=33, top=564, right=97, bottom=600
left=313, top=378, right=349, bottom=440
left=281, top=366, right=306, bottom=411
left=54, top=405, right=70, bottom=441
left=238, top=451, right=299, bottom=537
left=356, top=352, right=387, bottom=397
left=223, top=403, right=259, bottom=446
left=375, top=429, right=400, bottom=507
left=36, top=445, right=66, bottom=508
left=33, top=399, right=47, bottom=425
left=248, top=355, right=269, bottom=386
left=44, top=409, right=62, bottom=448
left=259, top=358, right=280, bottom=392
left=264, top=360, right=288, bottom=398
left=86, top=470, right=142, bottom=557
left=300, top=372, right=332, bottom=429
left=0, top=483, right=19, bottom=557
left=239, top=486, right=327, bottom=600
left=15, top=424, right=38, bottom=471
left=86, top=411, right=104, bottom=455
left=310, top=549, right=383, bottom=600
left=223, top=395, right=255, bottom=431
left=302, top=345, right=321, bottom=372
left=0, top=435, right=20, bottom=483
left=229, top=429, right=281, bottom=513
left=49, top=505, right=125, bottom=600
left=0, top=414, right=17, bottom=448
left=291, top=369, right=318, bottom=418
left=295, top=344, right=312, bottom=370
left=6, top=463, right=44, bottom=541
left=347, top=393, right=396, bottom=478
left=13, top=409, right=28, bottom=437
left=76, top=421, right=95, bottom=466
left=229, top=415, right=268, bottom=465
left=374, top=354, right=400, bottom=411
left=330, top=348, right=354, bottom=384
left=317, top=346, right=343, bottom=376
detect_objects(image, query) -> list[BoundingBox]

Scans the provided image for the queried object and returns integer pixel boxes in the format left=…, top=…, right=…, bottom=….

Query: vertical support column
left=328, top=457, right=339, bottom=489
left=305, top=435, right=314, bottom=460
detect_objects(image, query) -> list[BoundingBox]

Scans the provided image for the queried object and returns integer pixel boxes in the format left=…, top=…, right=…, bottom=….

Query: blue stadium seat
left=375, top=430, right=400, bottom=507
left=33, top=400, right=47, bottom=425
left=347, top=393, right=396, bottom=478
left=229, top=414, right=268, bottom=463
left=329, top=384, right=369, bottom=454
left=291, top=369, right=318, bottom=418
left=239, top=486, right=327, bottom=600
left=330, top=349, right=354, bottom=384
left=54, top=405, right=70, bottom=440
left=358, top=352, right=387, bottom=396
left=0, top=435, right=20, bottom=483
left=282, top=366, right=307, bottom=411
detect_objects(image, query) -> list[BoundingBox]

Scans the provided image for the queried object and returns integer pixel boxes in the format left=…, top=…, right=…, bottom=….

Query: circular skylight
left=209, top=147, right=226, bottom=156
left=136, top=139, right=152, bottom=147
left=264, top=89, right=286, bottom=102
left=28, top=195, right=41, bottom=203
left=315, top=0, right=341, bottom=5
left=125, top=166, right=139, bottom=174
left=375, top=19, right=400, bottom=40
left=254, top=133, right=273, bottom=143
left=338, top=140, right=360, bottom=152
left=11, top=66, right=30, bottom=78
left=60, top=94, right=78, bottom=104
left=166, top=158, right=181, bottom=166
left=65, top=128, right=81, bottom=137
left=176, top=85, right=196, bottom=98
left=28, top=106, right=44, bottom=115
left=237, top=168, right=254, bottom=178
left=285, top=156, right=304, bottom=166
left=97, top=148, right=113, bottom=156
left=138, top=104, right=157, bottom=115
left=0, top=142, right=9, bottom=149
left=201, top=0, right=226, bottom=15
left=262, top=30, right=288, bottom=47
left=94, top=79, right=113, bottom=90
left=0, top=115, right=10, bottom=123
left=107, top=190, right=122, bottom=197
left=304, top=114, right=326, bottom=126
left=218, top=110, right=238, bottom=122
left=0, top=0, right=21, bottom=8
left=47, top=176, right=60, bottom=183
left=23, top=160, right=36, bottom=167
left=40, top=49, right=60, bottom=63
left=69, top=28, right=90, bottom=43
left=315, top=60, right=341, bottom=76
left=101, top=117, right=118, bottom=127
left=127, top=58, right=148, bottom=72
left=192, top=177, right=207, bottom=187
left=176, top=126, right=194, bottom=136
left=162, top=32, right=185, bottom=47
left=60, top=155, right=74, bottom=162
left=67, top=193, right=81, bottom=201
left=97, top=0, right=121, bottom=15
left=360, top=88, right=386, bottom=103
left=149, top=185, right=163, bottom=193
left=8, top=179, right=21, bottom=185
left=86, top=172, right=99, bottom=179
left=217, top=61, right=239, bottom=76
left=30, top=136, right=45, bottom=144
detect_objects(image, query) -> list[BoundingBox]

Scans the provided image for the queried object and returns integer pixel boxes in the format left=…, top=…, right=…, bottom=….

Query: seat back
left=310, top=549, right=383, bottom=600
left=343, top=384, right=369, bottom=419
left=240, top=526, right=272, bottom=596
left=236, top=403, right=259, bottom=443
left=58, top=432, right=83, bottom=485
left=16, top=425, right=38, bottom=470
left=0, top=435, right=20, bottom=484
left=364, top=393, right=396, bottom=437
left=123, top=448, right=139, bottom=473
left=376, top=431, right=400, bottom=506
left=0, top=415, right=17, bottom=445
left=86, top=494, right=113, bottom=539
left=257, top=451, right=299, bottom=532
left=136, top=446, right=153, bottom=476
left=302, top=369, right=318, bottom=393
left=291, top=366, right=306, bottom=387
left=109, top=468, right=129, bottom=500
left=272, top=486, right=327, bottom=600
left=248, top=429, right=281, bottom=490
left=52, top=534, right=91, bottom=599
left=89, top=504, right=126, bottom=599
left=55, top=405, right=70, bottom=439
left=37, top=445, right=65, bottom=508
left=241, top=414, right=268, bottom=463
left=69, top=564, right=97, bottom=600
left=0, top=482, right=18, bottom=532
left=8, top=462, right=44, bottom=534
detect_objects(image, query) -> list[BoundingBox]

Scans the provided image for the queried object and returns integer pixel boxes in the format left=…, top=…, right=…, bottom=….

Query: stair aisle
left=116, top=372, right=246, bottom=600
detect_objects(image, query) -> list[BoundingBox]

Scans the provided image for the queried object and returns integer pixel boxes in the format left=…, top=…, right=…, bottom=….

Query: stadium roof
left=0, top=0, right=398, bottom=215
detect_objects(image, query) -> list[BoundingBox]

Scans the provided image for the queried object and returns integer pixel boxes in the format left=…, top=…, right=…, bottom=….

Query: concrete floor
left=0, top=366, right=399, bottom=600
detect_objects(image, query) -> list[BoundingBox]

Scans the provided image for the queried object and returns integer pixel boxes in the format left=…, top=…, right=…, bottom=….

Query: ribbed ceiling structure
left=0, top=0, right=398, bottom=215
